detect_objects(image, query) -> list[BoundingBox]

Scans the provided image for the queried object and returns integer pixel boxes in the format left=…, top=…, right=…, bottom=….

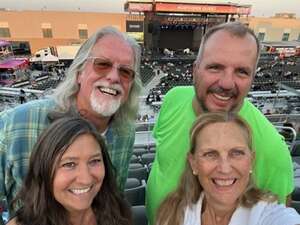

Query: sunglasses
left=88, top=57, right=135, bottom=82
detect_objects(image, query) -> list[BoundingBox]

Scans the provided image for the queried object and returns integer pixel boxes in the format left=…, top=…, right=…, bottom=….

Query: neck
left=84, top=110, right=111, bottom=132
left=192, top=97, right=203, bottom=116
left=201, top=198, right=236, bottom=225
left=69, top=208, right=96, bottom=225
left=76, top=98, right=111, bottom=133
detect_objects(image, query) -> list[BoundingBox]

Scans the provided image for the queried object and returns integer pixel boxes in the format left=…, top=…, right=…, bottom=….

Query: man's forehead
left=202, top=30, right=258, bottom=62
left=204, top=30, right=256, bottom=51
left=90, top=35, right=134, bottom=64
left=92, top=35, right=130, bottom=52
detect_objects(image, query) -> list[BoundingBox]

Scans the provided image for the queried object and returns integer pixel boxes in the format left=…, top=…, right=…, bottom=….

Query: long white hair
left=52, top=26, right=142, bottom=128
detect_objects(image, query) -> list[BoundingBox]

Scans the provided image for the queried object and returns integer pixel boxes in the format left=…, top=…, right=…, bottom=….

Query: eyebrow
left=60, top=152, right=102, bottom=162
left=197, top=147, right=218, bottom=152
left=235, top=66, right=252, bottom=74
left=205, top=63, right=225, bottom=69
left=92, top=56, right=133, bottom=68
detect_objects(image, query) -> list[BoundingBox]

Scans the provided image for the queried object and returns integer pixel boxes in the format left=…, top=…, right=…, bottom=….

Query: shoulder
left=0, top=98, right=55, bottom=120
left=164, top=86, right=194, bottom=101
left=249, top=201, right=300, bottom=224
left=0, top=98, right=55, bottom=148
left=154, top=86, right=195, bottom=131
left=6, top=217, right=18, bottom=225
left=0, top=98, right=55, bottom=122
left=239, top=98, right=282, bottom=138
left=161, top=86, right=194, bottom=111
left=239, top=98, right=267, bottom=121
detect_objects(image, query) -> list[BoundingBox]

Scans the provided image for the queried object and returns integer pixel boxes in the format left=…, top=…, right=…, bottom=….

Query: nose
left=105, top=65, right=121, bottom=83
left=76, top=165, right=93, bottom=184
left=218, top=70, right=235, bottom=90
left=217, top=157, right=233, bottom=174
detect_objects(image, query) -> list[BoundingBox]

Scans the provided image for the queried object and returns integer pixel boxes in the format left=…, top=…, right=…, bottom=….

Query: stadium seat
left=125, top=178, right=141, bottom=189
left=291, top=200, right=300, bottom=214
left=291, top=140, right=300, bottom=157
left=133, top=148, right=149, bottom=157
left=125, top=180, right=146, bottom=206
left=148, top=148, right=156, bottom=154
left=147, top=162, right=153, bottom=172
left=141, top=153, right=155, bottom=166
left=131, top=205, right=148, bottom=225
left=292, top=187, right=300, bottom=201
left=130, top=155, right=140, bottom=164
left=128, top=166, right=148, bottom=181
left=129, top=163, right=144, bottom=169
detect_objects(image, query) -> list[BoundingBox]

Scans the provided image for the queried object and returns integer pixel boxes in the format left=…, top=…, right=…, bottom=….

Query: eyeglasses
left=88, top=57, right=135, bottom=82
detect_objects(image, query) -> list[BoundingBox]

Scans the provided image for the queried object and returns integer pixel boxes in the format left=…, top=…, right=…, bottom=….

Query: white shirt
left=183, top=193, right=300, bottom=225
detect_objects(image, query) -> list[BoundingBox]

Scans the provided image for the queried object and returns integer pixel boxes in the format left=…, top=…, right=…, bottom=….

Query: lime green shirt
left=146, top=86, right=294, bottom=225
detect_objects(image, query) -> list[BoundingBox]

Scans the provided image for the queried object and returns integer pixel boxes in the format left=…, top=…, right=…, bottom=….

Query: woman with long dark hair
left=7, top=116, right=131, bottom=225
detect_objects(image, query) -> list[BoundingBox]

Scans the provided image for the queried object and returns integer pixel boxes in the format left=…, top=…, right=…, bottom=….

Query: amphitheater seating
left=125, top=178, right=141, bottom=189
left=131, top=205, right=148, bottom=225
left=129, top=163, right=144, bottom=170
left=125, top=179, right=146, bottom=206
left=130, top=155, right=140, bottom=164
left=140, top=153, right=155, bottom=166
left=140, top=61, right=156, bottom=85
left=291, top=200, right=300, bottom=213
left=128, top=166, right=148, bottom=181
left=146, top=55, right=300, bottom=113
left=291, top=141, right=300, bottom=157
left=133, top=148, right=149, bottom=157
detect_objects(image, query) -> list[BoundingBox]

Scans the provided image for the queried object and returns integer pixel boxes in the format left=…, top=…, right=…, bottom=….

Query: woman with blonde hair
left=156, top=112, right=300, bottom=225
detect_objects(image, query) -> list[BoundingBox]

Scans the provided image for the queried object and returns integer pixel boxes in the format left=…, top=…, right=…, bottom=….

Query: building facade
left=0, top=10, right=127, bottom=53
left=242, top=13, right=300, bottom=42
left=0, top=8, right=300, bottom=54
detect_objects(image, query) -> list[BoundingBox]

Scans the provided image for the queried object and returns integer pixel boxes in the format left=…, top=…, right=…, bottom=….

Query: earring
left=192, top=171, right=197, bottom=175
left=249, top=170, right=253, bottom=174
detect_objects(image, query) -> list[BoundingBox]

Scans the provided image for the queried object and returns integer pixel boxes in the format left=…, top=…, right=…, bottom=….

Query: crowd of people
left=0, top=22, right=300, bottom=225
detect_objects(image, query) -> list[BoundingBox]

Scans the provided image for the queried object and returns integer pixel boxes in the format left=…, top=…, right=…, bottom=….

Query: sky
left=0, top=0, right=299, bottom=17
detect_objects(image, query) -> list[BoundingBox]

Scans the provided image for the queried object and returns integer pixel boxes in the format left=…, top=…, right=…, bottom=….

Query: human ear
left=250, top=151, right=255, bottom=173
left=188, top=153, right=197, bottom=175
left=192, top=63, right=197, bottom=83
left=77, top=71, right=83, bottom=84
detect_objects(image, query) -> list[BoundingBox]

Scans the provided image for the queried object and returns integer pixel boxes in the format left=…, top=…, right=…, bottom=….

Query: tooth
left=71, top=187, right=91, bottom=194
left=100, top=87, right=117, bottom=95
left=213, top=94, right=231, bottom=101
left=214, top=179, right=235, bottom=186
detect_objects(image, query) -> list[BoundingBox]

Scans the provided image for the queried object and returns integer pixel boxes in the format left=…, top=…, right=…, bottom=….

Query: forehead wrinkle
left=195, top=122, right=249, bottom=151
left=91, top=35, right=134, bottom=66
left=202, top=31, right=257, bottom=69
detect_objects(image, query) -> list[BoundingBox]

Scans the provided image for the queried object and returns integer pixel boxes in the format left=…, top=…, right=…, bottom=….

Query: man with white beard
left=0, top=26, right=142, bottom=224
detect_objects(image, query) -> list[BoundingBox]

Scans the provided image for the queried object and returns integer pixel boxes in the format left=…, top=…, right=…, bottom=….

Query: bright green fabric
left=146, top=86, right=294, bottom=225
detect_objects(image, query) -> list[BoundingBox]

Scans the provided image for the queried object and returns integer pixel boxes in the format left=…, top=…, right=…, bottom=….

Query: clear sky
left=1, top=0, right=299, bottom=17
